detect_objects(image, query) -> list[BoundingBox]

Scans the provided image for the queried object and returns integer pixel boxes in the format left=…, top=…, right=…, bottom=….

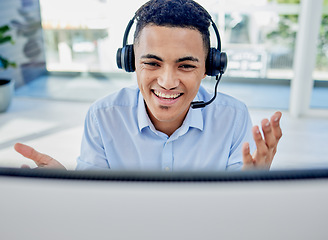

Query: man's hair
left=134, top=0, right=211, bottom=54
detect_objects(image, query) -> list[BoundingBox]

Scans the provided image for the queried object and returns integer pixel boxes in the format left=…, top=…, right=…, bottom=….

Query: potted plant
left=0, top=24, right=16, bottom=113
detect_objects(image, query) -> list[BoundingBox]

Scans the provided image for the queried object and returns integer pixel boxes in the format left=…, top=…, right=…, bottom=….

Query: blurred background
left=43, top=0, right=328, bottom=80
left=0, top=0, right=327, bottom=170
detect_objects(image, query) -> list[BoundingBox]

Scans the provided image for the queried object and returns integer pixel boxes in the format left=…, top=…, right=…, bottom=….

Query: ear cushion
left=125, top=45, right=135, bottom=72
left=205, top=48, right=215, bottom=76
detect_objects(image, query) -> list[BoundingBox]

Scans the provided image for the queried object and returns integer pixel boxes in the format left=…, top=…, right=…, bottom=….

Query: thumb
left=14, top=143, right=46, bottom=165
left=14, top=143, right=64, bottom=169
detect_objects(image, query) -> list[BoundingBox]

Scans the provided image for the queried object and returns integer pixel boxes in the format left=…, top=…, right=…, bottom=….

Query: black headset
left=116, top=16, right=228, bottom=109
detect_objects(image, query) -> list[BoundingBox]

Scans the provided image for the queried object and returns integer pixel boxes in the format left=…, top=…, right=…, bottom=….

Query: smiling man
left=15, top=0, right=282, bottom=171
left=135, top=25, right=206, bottom=137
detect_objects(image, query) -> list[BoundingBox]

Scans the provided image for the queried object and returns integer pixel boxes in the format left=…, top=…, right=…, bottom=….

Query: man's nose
left=157, top=67, right=179, bottom=89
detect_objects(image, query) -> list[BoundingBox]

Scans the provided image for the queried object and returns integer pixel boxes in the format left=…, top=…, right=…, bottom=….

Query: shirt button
left=164, top=167, right=170, bottom=171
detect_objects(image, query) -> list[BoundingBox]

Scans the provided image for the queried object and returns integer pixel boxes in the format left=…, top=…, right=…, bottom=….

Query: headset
left=116, top=15, right=228, bottom=109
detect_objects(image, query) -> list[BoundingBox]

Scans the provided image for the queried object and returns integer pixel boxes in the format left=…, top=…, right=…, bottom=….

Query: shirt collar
left=179, top=93, right=204, bottom=132
left=137, top=90, right=204, bottom=133
left=137, top=90, right=151, bottom=132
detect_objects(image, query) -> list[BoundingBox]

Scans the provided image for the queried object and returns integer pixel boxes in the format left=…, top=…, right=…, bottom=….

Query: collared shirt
left=76, top=85, right=255, bottom=171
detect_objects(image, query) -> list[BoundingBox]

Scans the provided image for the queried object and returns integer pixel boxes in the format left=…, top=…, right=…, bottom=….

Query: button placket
left=162, top=140, right=173, bottom=172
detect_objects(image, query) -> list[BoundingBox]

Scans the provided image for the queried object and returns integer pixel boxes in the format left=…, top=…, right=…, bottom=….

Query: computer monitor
left=0, top=168, right=327, bottom=240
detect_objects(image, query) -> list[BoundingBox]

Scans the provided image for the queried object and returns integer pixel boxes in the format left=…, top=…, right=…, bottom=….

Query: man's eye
left=179, top=64, right=196, bottom=69
left=144, top=62, right=160, bottom=67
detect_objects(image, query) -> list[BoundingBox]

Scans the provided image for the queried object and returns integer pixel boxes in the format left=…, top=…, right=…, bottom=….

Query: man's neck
left=146, top=107, right=188, bottom=137
left=151, top=119, right=181, bottom=137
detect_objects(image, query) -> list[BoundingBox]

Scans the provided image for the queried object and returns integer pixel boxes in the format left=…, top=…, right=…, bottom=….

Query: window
left=40, top=0, right=112, bottom=72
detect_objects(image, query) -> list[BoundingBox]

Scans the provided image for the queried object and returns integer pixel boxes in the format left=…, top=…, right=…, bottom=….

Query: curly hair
left=134, top=0, right=211, bottom=53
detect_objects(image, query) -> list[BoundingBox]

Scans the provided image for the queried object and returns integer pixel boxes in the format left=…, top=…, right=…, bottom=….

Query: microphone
left=191, top=72, right=223, bottom=109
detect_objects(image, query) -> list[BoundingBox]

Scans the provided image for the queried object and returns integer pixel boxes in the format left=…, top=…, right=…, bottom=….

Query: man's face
left=134, top=25, right=207, bottom=135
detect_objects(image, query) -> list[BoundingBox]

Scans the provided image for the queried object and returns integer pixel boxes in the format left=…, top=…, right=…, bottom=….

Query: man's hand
left=14, top=143, right=66, bottom=169
left=242, top=111, right=282, bottom=170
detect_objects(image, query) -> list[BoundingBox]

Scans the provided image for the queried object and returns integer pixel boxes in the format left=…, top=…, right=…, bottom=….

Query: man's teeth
left=154, top=90, right=180, bottom=99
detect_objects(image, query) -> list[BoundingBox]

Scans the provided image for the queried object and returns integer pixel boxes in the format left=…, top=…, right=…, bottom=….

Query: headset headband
left=122, top=16, right=136, bottom=47
left=121, top=16, right=221, bottom=52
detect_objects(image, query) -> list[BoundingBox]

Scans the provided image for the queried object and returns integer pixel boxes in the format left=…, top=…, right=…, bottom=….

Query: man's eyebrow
left=140, top=54, right=199, bottom=63
left=176, top=56, right=199, bottom=63
left=140, top=54, right=163, bottom=62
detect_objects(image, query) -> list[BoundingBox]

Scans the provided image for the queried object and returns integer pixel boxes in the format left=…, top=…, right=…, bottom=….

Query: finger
left=252, top=125, right=269, bottom=166
left=14, top=143, right=66, bottom=170
left=261, top=118, right=276, bottom=150
left=15, top=143, right=39, bottom=160
left=14, top=143, right=52, bottom=167
left=270, top=111, right=283, bottom=141
left=242, top=142, right=254, bottom=170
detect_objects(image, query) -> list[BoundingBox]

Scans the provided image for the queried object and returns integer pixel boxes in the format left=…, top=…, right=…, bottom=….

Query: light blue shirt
left=76, top=85, right=255, bottom=171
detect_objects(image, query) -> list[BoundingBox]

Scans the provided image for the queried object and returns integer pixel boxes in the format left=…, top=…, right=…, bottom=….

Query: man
left=15, top=0, right=282, bottom=171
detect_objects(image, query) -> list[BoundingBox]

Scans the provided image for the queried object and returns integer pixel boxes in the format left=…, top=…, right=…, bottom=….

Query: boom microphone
left=190, top=72, right=223, bottom=109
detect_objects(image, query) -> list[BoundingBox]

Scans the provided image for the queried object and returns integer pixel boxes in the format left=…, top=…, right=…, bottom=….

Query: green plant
left=317, top=15, right=328, bottom=70
left=266, top=14, right=298, bottom=48
left=0, top=24, right=16, bottom=69
left=266, top=0, right=328, bottom=71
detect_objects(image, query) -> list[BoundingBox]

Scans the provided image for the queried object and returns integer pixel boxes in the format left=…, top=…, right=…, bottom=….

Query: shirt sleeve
left=76, top=107, right=111, bottom=170
left=226, top=105, right=255, bottom=171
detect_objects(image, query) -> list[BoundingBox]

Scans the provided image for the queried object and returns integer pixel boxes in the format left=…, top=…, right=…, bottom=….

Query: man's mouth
left=153, top=90, right=183, bottom=100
